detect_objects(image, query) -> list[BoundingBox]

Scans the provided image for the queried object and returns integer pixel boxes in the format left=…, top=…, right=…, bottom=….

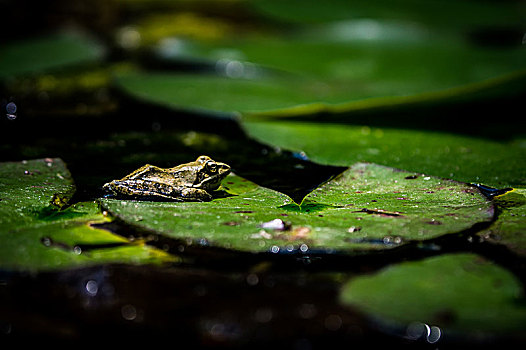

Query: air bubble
left=85, top=280, right=98, bottom=296
left=121, top=304, right=137, bottom=321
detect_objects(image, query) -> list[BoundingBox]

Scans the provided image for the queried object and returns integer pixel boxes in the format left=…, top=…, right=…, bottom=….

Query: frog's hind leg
left=121, top=164, right=167, bottom=180
left=103, top=180, right=182, bottom=201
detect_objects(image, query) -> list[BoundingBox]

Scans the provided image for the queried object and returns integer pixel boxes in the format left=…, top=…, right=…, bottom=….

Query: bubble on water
left=85, top=280, right=98, bottom=296
left=6, top=101, right=18, bottom=120
left=6, top=102, right=17, bottom=114
left=121, top=304, right=137, bottom=321
left=324, top=314, right=342, bottom=331
left=254, top=307, right=273, bottom=323
left=246, top=273, right=259, bottom=286
left=298, top=303, right=317, bottom=319
left=406, top=322, right=442, bottom=343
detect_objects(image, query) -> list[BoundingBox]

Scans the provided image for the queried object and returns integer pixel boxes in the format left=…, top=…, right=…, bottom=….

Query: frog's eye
left=206, top=161, right=218, bottom=173
left=197, top=155, right=211, bottom=163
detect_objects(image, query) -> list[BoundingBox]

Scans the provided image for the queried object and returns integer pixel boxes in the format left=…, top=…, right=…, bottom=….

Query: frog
left=102, top=155, right=231, bottom=202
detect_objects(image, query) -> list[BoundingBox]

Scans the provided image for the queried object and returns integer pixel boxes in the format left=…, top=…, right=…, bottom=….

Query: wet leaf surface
left=0, top=33, right=104, bottom=79
left=477, top=189, right=526, bottom=256
left=100, top=162, right=494, bottom=254
left=243, top=121, right=526, bottom=188
left=115, top=3, right=526, bottom=118
left=0, top=159, right=176, bottom=271
left=340, top=253, right=526, bottom=338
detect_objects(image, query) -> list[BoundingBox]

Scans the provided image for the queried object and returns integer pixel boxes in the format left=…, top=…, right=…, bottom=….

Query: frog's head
left=194, top=155, right=231, bottom=191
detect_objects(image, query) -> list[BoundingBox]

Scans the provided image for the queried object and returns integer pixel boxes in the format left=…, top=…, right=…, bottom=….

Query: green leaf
left=250, top=0, right=525, bottom=29
left=116, top=44, right=526, bottom=117
left=0, top=158, right=176, bottom=272
left=0, top=33, right=104, bottom=79
left=243, top=121, right=526, bottom=188
left=340, top=253, right=526, bottom=336
left=477, top=188, right=526, bottom=256
left=119, top=8, right=526, bottom=118
left=100, top=163, right=493, bottom=254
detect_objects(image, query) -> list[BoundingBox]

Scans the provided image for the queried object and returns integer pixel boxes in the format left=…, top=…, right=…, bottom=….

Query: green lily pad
left=340, top=253, right=526, bottom=337
left=0, top=33, right=104, bottom=79
left=0, top=158, right=176, bottom=272
left=119, top=5, right=526, bottom=118
left=100, top=163, right=493, bottom=254
left=477, top=188, right=526, bottom=256
left=243, top=121, right=526, bottom=188
left=250, top=0, right=525, bottom=29
left=116, top=41, right=526, bottom=117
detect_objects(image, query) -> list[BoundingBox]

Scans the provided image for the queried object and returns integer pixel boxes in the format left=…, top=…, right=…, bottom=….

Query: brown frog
left=103, top=155, right=231, bottom=201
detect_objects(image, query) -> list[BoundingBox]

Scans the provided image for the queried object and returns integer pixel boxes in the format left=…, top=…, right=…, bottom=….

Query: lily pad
left=250, top=0, right=525, bottom=29
left=100, top=163, right=493, bottom=254
left=0, top=158, right=176, bottom=272
left=477, top=188, right=526, bottom=256
left=0, top=33, right=104, bottom=79
left=243, top=121, right=526, bottom=188
left=340, top=253, right=526, bottom=338
left=117, top=3, right=526, bottom=118
left=116, top=41, right=526, bottom=117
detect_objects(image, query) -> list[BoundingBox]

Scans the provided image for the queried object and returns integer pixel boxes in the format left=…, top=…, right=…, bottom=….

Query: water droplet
left=298, top=303, right=317, bottom=319
left=324, top=314, right=342, bottom=331
left=41, top=237, right=52, bottom=247
left=406, top=322, right=441, bottom=343
left=427, top=326, right=441, bottom=343
left=299, top=244, right=309, bottom=253
left=270, top=245, right=280, bottom=253
left=254, top=307, right=273, bottom=323
left=73, top=246, right=82, bottom=255
left=85, top=280, right=98, bottom=296
left=121, top=304, right=137, bottom=321
left=246, top=273, right=259, bottom=286
left=260, top=218, right=288, bottom=231
left=6, top=102, right=16, bottom=114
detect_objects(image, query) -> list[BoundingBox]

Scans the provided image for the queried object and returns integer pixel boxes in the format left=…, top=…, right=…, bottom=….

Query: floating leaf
left=477, top=188, right=526, bottom=256
left=243, top=121, right=526, bottom=188
left=250, top=0, right=525, bottom=29
left=100, top=163, right=493, bottom=254
left=340, top=253, right=526, bottom=337
left=0, top=33, right=104, bottom=79
left=117, top=6, right=526, bottom=118
left=0, top=158, right=176, bottom=272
